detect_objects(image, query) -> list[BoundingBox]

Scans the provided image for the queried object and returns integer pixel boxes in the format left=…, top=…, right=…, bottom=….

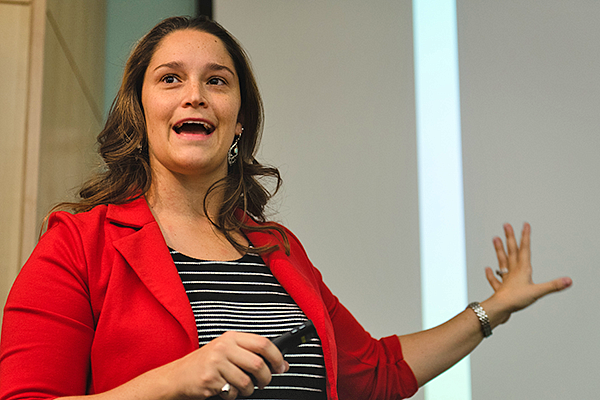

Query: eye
left=161, top=74, right=180, bottom=84
left=208, top=77, right=226, bottom=86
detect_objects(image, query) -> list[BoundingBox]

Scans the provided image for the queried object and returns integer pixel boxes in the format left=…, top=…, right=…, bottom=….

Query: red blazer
left=0, top=198, right=417, bottom=400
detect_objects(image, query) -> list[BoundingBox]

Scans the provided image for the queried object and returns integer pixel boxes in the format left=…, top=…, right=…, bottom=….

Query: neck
left=144, top=170, right=248, bottom=261
left=145, top=169, right=226, bottom=223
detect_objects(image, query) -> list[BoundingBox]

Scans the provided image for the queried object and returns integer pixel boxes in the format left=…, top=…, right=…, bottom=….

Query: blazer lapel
left=108, top=199, right=199, bottom=348
left=267, top=252, right=327, bottom=324
left=244, top=227, right=329, bottom=336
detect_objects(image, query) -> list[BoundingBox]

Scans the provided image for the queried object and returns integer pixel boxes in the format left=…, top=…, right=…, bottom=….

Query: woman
left=0, top=16, right=572, bottom=400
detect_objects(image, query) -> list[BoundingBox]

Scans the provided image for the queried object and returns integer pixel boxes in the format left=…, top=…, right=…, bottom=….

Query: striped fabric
left=171, top=249, right=327, bottom=399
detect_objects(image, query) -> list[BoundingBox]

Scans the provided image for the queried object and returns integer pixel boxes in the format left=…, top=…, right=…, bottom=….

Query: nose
left=183, top=80, right=207, bottom=108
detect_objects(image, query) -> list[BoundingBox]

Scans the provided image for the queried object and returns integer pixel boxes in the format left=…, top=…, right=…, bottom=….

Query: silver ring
left=496, top=268, right=509, bottom=277
left=221, top=383, right=231, bottom=394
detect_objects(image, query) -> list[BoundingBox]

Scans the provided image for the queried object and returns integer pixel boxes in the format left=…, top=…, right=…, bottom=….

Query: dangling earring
left=228, top=130, right=242, bottom=165
left=135, top=142, right=144, bottom=158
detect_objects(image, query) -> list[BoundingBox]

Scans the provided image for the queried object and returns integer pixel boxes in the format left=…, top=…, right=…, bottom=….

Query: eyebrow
left=153, top=61, right=236, bottom=77
left=206, top=62, right=236, bottom=77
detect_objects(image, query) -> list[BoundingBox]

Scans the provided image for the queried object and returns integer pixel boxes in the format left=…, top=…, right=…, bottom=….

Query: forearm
left=55, top=332, right=285, bottom=400
left=399, top=295, right=509, bottom=386
left=59, top=363, right=178, bottom=400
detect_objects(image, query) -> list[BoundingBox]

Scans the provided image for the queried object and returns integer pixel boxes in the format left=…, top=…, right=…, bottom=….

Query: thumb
left=533, top=277, right=573, bottom=300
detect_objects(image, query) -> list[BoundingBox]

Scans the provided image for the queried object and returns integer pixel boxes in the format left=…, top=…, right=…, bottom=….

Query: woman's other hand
left=157, top=331, right=289, bottom=399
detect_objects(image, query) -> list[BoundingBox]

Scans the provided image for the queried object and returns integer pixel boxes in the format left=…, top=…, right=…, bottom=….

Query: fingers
left=493, top=236, right=508, bottom=271
left=485, top=266, right=502, bottom=292
left=172, top=331, right=287, bottom=398
left=217, top=332, right=283, bottom=392
left=218, top=358, right=257, bottom=396
left=219, top=331, right=290, bottom=394
left=518, top=222, right=531, bottom=263
left=503, top=223, right=519, bottom=268
left=219, top=383, right=239, bottom=400
left=225, top=351, right=272, bottom=392
left=496, top=223, right=532, bottom=275
left=231, top=332, right=288, bottom=376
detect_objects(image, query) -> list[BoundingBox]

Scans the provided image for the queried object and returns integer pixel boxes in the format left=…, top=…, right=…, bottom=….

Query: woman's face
left=141, top=29, right=242, bottom=182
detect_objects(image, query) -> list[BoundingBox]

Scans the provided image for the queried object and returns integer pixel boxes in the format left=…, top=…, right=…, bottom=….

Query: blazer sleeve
left=0, top=213, right=95, bottom=400
left=316, top=270, right=419, bottom=399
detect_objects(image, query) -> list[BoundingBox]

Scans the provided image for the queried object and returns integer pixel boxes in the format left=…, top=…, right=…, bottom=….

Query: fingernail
left=562, top=277, right=573, bottom=288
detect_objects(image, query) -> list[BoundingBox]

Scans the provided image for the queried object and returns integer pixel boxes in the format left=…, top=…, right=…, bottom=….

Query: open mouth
left=173, top=120, right=215, bottom=135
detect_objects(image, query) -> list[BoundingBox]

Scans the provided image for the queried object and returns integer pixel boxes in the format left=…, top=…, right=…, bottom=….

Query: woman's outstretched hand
left=400, top=222, right=571, bottom=387
left=483, top=223, right=572, bottom=326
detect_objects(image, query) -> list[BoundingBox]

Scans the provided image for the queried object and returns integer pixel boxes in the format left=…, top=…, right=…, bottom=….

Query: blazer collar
left=104, top=201, right=330, bottom=361
left=105, top=196, right=155, bottom=228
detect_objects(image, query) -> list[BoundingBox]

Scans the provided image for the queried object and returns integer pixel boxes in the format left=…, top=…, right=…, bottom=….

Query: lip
left=173, top=117, right=214, bottom=127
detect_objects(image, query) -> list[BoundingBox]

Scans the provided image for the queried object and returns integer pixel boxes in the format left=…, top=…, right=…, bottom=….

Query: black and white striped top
left=171, top=249, right=327, bottom=399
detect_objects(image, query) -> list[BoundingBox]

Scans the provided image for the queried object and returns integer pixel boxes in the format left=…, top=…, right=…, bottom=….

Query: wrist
left=137, top=361, right=182, bottom=400
left=481, top=295, right=512, bottom=329
left=467, top=302, right=492, bottom=338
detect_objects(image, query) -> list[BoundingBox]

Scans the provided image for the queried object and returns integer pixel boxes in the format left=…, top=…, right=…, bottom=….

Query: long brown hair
left=55, top=16, right=289, bottom=254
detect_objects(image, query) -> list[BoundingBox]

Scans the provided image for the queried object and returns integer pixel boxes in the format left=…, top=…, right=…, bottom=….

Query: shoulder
left=14, top=207, right=112, bottom=303
left=25, top=198, right=155, bottom=284
left=47, top=203, right=112, bottom=246
left=46, top=197, right=153, bottom=237
left=47, top=204, right=109, bottom=232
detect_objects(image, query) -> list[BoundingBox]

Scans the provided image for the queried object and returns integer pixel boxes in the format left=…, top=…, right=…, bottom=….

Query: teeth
left=174, top=121, right=211, bottom=129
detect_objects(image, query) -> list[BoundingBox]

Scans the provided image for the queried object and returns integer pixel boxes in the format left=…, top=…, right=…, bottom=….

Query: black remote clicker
left=271, top=320, right=317, bottom=355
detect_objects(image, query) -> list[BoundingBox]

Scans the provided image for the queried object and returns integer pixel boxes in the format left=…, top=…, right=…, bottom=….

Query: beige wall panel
left=18, top=0, right=45, bottom=265
left=36, top=0, right=106, bottom=223
left=0, top=2, right=31, bottom=326
left=1, top=0, right=105, bottom=325
left=46, top=0, right=106, bottom=120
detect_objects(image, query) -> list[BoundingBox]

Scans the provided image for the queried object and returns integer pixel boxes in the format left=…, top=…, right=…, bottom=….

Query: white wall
left=459, top=1, right=600, bottom=399
left=217, top=1, right=598, bottom=399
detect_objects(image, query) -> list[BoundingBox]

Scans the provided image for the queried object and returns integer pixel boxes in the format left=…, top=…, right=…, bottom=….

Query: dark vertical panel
left=196, top=0, right=213, bottom=18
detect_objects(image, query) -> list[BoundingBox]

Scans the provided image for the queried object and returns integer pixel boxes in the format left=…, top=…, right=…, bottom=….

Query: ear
left=235, top=122, right=243, bottom=136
